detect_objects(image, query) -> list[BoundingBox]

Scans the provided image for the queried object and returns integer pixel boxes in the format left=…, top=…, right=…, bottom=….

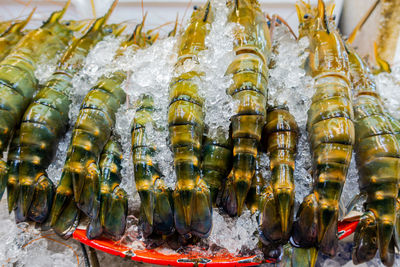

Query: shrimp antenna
left=299, top=0, right=310, bottom=9
left=347, top=0, right=380, bottom=44
left=90, top=0, right=96, bottom=18
left=169, top=14, right=179, bottom=37
left=268, top=13, right=298, bottom=40
left=141, top=0, right=145, bottom=22
left=102, top=0, right=118, bottom=23
left=180, top=0, right=192, bottom=32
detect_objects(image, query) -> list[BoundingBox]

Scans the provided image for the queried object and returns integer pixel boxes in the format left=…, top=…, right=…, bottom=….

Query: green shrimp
left=131, top=94, right=174, bottom=238
left=51, top=14, right=151, bottom=238
left=168, top=1, right=214, bottom=239
left=221, top=0, right=271, bottom=217
left=293, top=0, right=354, bottom=256
left=7, top=1, right=123, bottom=225
left=0, top=0, right=74, bottom=202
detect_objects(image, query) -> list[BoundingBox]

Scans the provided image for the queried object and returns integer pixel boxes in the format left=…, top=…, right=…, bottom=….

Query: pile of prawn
left=0, top=0, right=399, bottom=266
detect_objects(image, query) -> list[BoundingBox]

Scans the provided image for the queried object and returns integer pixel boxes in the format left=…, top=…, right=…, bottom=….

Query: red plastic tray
left=72, top=220, right=359, bottom=266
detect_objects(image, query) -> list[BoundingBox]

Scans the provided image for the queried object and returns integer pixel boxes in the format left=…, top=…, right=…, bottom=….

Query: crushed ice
left=7, top=2, right=400, bottom=266
left=198, top=0, right=237, bottom=139
left=376, top=64, right=400, bottom=119
left=0, top=201, right=82, bottom=266
left=206, top=209, right=259, bottom=254
left=34, top=53, right=61, bottom=85
left=257, top=152, right=271, bottom=184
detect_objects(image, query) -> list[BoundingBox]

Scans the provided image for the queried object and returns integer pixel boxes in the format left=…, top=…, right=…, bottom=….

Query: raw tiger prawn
left=168, top=1, right=213, bottom=239
left=221, top=0, right=272, bottom=217
left=201, top=129, right=232, bottom=206
left=6, top=0, right=123, bottom=225
left=0, top=0, right=76, bottom=202
left=347, top=45, right=400, bottom=267
left=292, top=0, right=355, bottom=256
left=130, top=18, right=182, bottom=240
left=93, top=138, right=127, bottom=240
left=131, top=94, right=174, bottom=239
left=0, top=8, right=35, bottom=62
left=258, top=106, right=299, bottom=259
left=340, top=24, right=400, bottom=264
left=387, top=115, right=400, bottom=261
left=51, top=14, right=153, bottom=239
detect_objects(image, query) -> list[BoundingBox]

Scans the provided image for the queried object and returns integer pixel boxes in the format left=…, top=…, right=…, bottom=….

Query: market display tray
left=72, top=219, right=359, bottom=266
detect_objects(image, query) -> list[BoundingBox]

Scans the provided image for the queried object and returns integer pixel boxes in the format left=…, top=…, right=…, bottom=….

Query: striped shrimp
left=87, top=138, right=127, bottom=240
left=0, top=1, right=74, bottom=201
left=0, top=9, right=35, bottom=62
left=168, top=1, right=213, bottom=239
left=202, top=130, right=232, bottom=206
left=50, top=16, right=150, bottom=238
left=131, top=94, right=174, bottom=238
left=372, top=47, right=400, bottom=258
left=259, top=106, right=298, bottom=258
left=130, top=19, right=178, bottom=240
left=292, top=0, right=355, bottom=256
left=6, top=1, right=123, bottom=224
left=221, top=0, right=271, bottom=217
left=344, top=45, right=400, bottom=266
left=387, top=115, right=400, bottom=255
